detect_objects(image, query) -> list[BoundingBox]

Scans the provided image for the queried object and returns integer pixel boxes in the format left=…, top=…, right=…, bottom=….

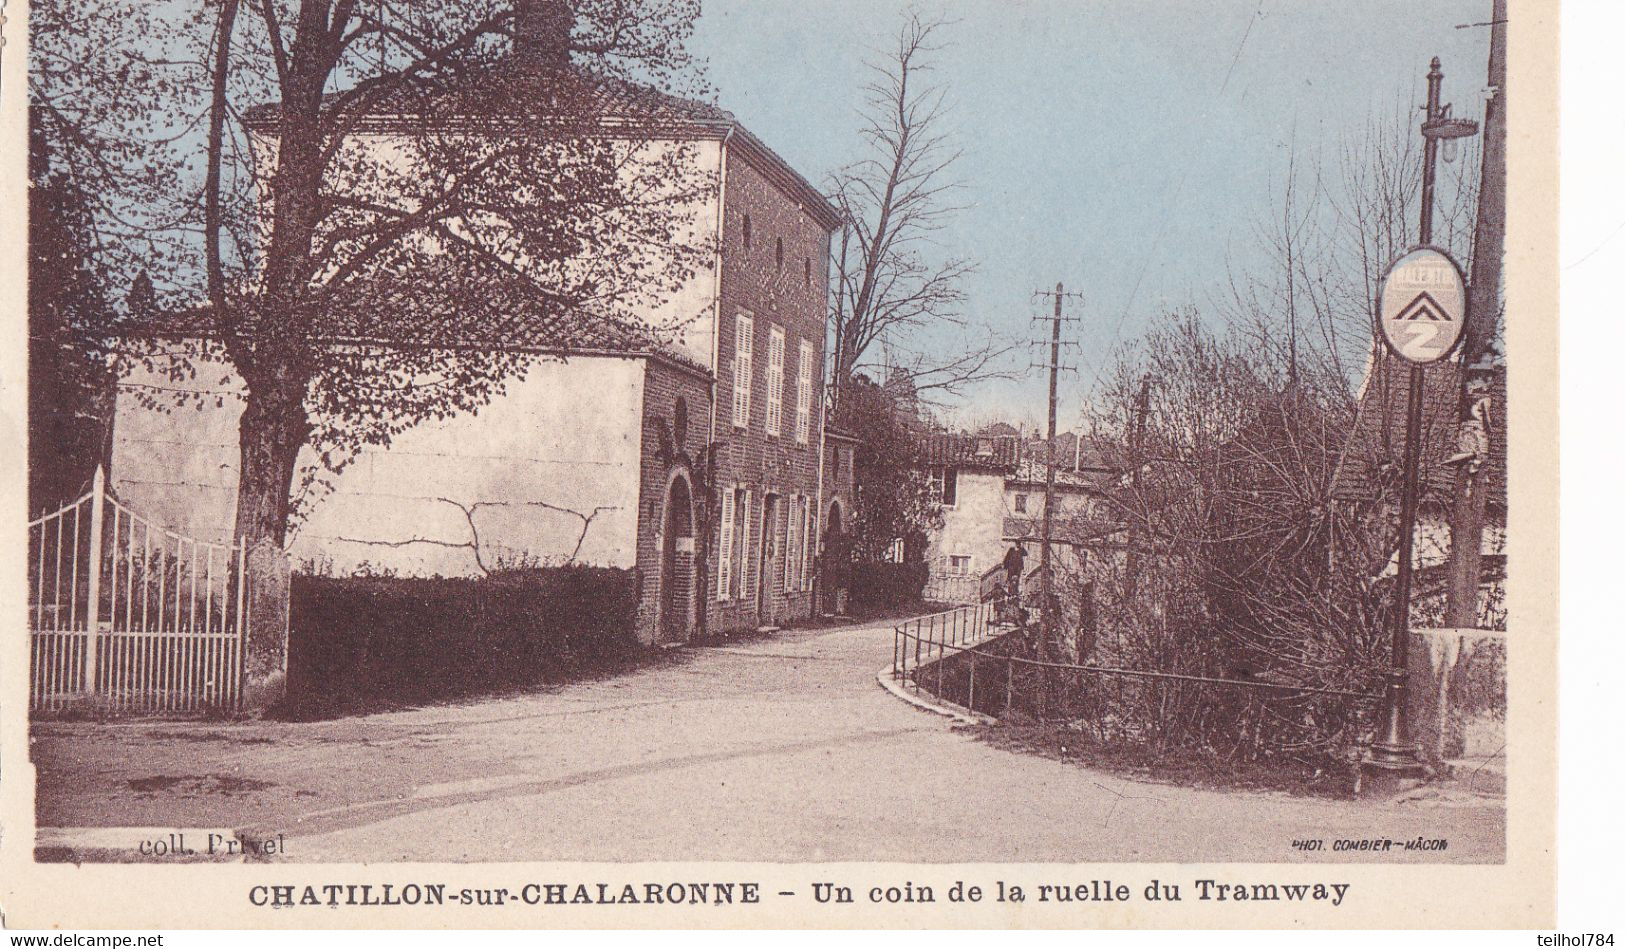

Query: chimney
left=513, top=0, right=574, bottom=71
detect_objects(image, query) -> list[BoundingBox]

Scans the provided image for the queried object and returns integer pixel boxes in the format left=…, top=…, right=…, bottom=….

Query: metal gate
left=28, top=467, right=247, bottom=714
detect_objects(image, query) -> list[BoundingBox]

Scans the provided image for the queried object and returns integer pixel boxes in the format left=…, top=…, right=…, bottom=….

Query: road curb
left=874, top=665, right=995, bottom=726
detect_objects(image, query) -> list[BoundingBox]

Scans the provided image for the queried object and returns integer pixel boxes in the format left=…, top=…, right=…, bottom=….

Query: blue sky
left=689, top=0, right=1493, bottom=428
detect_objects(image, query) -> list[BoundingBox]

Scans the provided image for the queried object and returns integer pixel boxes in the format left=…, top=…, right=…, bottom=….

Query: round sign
left=1377, top=247, right=1468, bottom=365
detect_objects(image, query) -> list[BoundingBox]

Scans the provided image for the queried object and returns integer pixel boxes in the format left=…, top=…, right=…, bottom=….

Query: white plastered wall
left=250, top=130, right=721, bottom=368
left=110, top=346, right=645, bottom=577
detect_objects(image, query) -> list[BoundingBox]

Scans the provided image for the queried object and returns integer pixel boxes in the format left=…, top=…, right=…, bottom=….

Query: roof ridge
left=242, top=65, right=840, bottom=229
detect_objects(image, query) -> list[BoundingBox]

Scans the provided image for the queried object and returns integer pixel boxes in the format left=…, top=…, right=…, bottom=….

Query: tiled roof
left=919, top=433, right=1021, bottom=471
left=244, top=65, right=733, bottom=132
left=111, top=273, right=709, bottom=376
left=242, top=65, right=841, bottom=230
left=1331, top=357, right=1507, bottom=511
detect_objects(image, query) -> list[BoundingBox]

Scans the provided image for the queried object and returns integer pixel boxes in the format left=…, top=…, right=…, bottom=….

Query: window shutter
left=739, top=488, right=754, bottom=598
left=717, top=486, right=735, bottom=600
left=784, top=495, right=800, bottom=593
left=796, top=340, right=813, bottom=444
left=766, top=325, right=785, bottom=436
left=733, top=314, right=754, bottom=428
left=797, top=502, right=806, bottom=593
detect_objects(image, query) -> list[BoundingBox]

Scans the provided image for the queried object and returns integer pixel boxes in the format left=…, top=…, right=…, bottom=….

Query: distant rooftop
left=1331, top=358, right=1506, bottom=511
left=1005, top=459, right=1113, bottom=491
left=918, top=433, right=1021, bottom=472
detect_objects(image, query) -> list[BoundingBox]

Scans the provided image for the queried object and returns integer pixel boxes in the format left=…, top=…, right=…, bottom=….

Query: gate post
left=242, top=539, right=291, bottom=715
left=82, top=466, right=106, bottom=697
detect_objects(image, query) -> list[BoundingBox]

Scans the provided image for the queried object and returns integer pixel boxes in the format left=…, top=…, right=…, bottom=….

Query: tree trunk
left=233, top=375, right=310, bottom=548
left=1444, top=0, right=1506, bottom=628
left=227, top=5, right=331, bottom=549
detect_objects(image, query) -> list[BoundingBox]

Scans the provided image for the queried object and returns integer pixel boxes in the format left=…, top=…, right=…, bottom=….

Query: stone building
left=915, top=433, right=1115, bottom=602
left=1331, top=358, right=1508, bottom=628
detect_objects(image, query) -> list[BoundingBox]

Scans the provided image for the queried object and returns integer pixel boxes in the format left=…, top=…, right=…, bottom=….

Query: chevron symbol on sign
left=1395, top=291, right=1452, bottom=322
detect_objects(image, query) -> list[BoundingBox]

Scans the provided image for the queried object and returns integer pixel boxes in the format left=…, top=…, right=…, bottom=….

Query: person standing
left=1003, top=542, right=1027, bottom=601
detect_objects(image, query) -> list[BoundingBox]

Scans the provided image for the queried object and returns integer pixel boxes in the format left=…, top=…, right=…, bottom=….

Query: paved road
left=32, top=620, right=1504, bottom=863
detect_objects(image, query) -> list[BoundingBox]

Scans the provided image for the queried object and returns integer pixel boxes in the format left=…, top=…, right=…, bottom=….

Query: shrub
left=283, top=565, right=639, bottom=718
left=846, top=561, right=929, bottom=613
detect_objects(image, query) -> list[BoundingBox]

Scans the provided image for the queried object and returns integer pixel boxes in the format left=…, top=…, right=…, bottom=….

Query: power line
left=1076, top=0, right=1266, bottom=407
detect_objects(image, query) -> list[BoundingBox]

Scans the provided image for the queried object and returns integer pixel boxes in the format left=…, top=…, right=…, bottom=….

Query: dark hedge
left=283, top=566, right=640, bottom=718
left=846, top=561, right=929, bottom=613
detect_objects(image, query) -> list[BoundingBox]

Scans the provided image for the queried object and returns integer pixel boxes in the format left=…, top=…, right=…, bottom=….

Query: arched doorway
left=659, top=472, right=696, bottom=644
left=822, top=499, right=848, bottom=616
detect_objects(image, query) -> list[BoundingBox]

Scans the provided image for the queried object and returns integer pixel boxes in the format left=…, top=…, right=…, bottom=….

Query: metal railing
left=890, top=602, right=1004, bottom=714
left=891, top=609, right=1383, bottom=756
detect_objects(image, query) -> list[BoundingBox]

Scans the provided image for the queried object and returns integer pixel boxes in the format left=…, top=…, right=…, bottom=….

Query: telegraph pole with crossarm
left=1029, top=282, right=1081, bottom=663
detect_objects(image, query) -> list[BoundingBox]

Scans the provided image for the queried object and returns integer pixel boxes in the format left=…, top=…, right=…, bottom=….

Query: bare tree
left=1062, top=310, right=1389, bottom=766
left=826, top=10, right=1013, bottom=415
left=1043, top=96, right=1489, bottom=764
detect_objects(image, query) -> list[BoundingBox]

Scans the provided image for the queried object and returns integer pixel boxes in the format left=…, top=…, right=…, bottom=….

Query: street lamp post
left=1366, top=58, right=1479, bottom=776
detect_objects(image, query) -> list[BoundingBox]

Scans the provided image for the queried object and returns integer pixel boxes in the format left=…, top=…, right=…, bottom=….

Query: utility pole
left=1125, top=373, right=1151, bottom=597
left=1445, top=0, right=1506, bottom=628
left=1040, top=282, right=1063, bottom=657
left=1369, top=60, right=1448, bottom=775
left=1024, top=282, right=1080, bottom=717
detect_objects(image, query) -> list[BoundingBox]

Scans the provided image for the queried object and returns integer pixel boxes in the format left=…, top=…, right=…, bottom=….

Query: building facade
left=109, top=20, right=840, bottom=645
left=703, top=143, right=841, bottom=634
left=110, top=341, right=715, bottom=648
left=817, top=426, right=859, bottom=614
left=1332, top=358, right=1508, bottom=628
left=917, top=433, right=1115, bottom=603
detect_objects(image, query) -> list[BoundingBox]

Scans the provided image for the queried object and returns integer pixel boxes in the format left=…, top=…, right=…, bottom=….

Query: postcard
left=1, top=0, right=1557, bottom=929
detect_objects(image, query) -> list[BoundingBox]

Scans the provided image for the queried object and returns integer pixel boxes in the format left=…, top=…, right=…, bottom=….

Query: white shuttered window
left=716, top=485, right=736, bottom=600
left=733, top=313, right=754, bottom=428
left=738, top=488, right=755, bottom=599
left=766, top=325, right=786, bottom=436
left=795, top=339, right=814, bottom=444
left=803, top=501, right=816, bottom=591
left=784, top=495, right=801, bottom=593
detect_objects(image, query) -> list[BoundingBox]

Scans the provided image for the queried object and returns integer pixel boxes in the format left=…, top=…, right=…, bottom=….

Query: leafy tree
left=32, top=0, right=714, bottom=546
left=27, top=118, right=115, bottom=513
left=836, top=374, right=939, bottom=563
